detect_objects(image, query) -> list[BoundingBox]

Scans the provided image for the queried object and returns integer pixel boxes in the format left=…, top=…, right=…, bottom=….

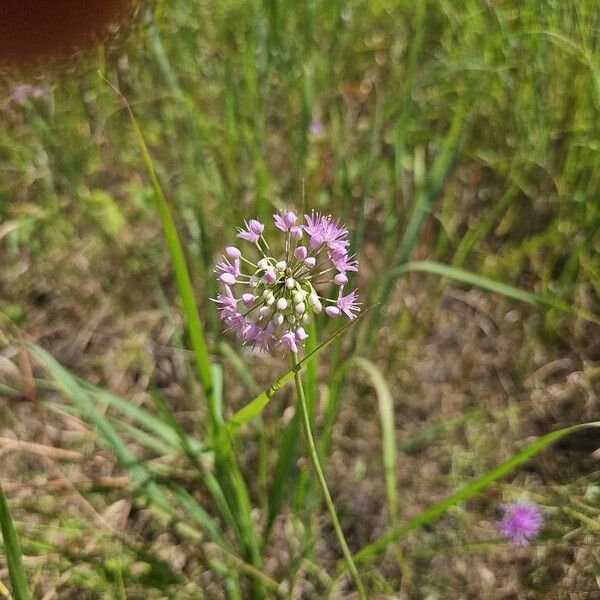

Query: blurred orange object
left=0, top=0, right=133, bottom=64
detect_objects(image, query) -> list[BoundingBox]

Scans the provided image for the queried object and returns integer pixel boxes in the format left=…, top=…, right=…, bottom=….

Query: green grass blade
left=264, top=410, right=301, bottom=542
left=217, top=341, right=260, bottom=396
left=390, top=261, right=600, bottom=325
left=228, top=307, right=373, bottom=428
left=83, top=382, right=206, bottom=455
left=353, top=422, right=600, bottom=565
left=29, top=344, right=173, bottom=513
left=103, top=80, right=216, bottom=426
left=0, top=480, right=30, bottom=600
left=349, top=358, right=398, bottom=524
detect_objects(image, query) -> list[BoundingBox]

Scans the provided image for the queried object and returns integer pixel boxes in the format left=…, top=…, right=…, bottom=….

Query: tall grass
left=0, top=480, right=30, bottom=600
left=2, top=0, right=600, bottom=596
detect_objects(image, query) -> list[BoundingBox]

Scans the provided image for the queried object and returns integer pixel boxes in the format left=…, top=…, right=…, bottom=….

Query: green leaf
left=0, top=480, right=30, bottom=600
left=108, top=82, right=216, bottom=425
left=29, top=344, right=173, bottom=513
left=390, top=261, right=600, bottom=325
left=348, top=358, right=398, bottom=524
left=353, top=421, right=600, bottom=565
left=82, top=381, right=206, bottom=456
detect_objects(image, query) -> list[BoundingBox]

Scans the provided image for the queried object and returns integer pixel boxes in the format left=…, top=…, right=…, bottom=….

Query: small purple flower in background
left=11, top=83, right=44, bottom=106
left=213, top=210, right=360, bottom=354
left=309, top=120, right=325, bottom=136
left=497, top=502, right=543, bottom=547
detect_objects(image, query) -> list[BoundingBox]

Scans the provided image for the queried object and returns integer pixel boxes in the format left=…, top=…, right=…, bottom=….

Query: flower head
left=214, top=209, right=360, bottom=353
left=497, top=502, right=543, bottom=547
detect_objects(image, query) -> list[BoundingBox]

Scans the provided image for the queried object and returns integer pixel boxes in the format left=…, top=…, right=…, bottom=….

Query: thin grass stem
left=290, top=353, right=366, bottom=600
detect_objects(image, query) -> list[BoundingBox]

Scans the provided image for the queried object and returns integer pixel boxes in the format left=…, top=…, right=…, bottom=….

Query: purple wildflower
left=309, top=120, right=325, bottom=136
left=497, top=502, right=543, bottom=547
left=237, top=219, right=265, bottom=243
left=216, top=257, right=241, bottom=277
left=330, top=248, right=358, bottom=274
left=11, top=83, right=44, bottom=106
left=274, top=211, right=303, bottom=239
left=212, top=286, right=238, bottom=316
left=215, top=209, right=360, bottom=353
left=336, top=289, right=361, bottom=320
left=304, top=212, right=350, bottom=251
left=279, top=331, right=299, bottom=354
left=274, top=210, right=297, bottom=230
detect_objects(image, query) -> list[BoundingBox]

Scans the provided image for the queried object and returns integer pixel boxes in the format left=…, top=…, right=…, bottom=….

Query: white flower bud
left=286, top=277, right=296, bottom=289
left=293, top=290, right=305, bottom=304
left=276, top=298, right=288, bottom=311
left=259, top=306, right=270, bottom=318
left=304, top=257, right=316, bottom=268
left=258, top=258, right=269, bottom=270
left=273, top=313, right=284, bottom=326
left=308, top=293, right=319, bottom=306
left=295, top=302, right=306, bottom=315
left=250, top=275, right=259, bottom=287
left=313, top=301, right=323, bottom=314
left=276, top=260, right=287, bottom=270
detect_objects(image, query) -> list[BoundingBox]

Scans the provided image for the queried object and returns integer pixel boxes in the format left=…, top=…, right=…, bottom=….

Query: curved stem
left=291, top=353, right=366, bottom=599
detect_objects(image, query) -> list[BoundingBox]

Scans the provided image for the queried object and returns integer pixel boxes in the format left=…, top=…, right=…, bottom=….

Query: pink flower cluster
left=213, top=210, right=360, bottom=354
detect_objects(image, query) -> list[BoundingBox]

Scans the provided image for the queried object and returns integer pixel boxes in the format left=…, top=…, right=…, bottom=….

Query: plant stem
left=0, top=479, right=30, bottom=600
left=291, top=353, right=366, bottom=599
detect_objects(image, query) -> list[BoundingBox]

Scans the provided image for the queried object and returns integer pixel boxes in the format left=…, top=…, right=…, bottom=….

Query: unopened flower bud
left=276, top=298, right=288, bottom=311
left=294, top=246, right=308, bottom=260
left=273, top=313, right=284, bottom=326
left=220, top=273, right=236, bottom=285
left=263, top=269, right=277, bottom=284
left=295, top=327, right=309, bottom=341
left=304, top=257, right=316, bottom=268
left=286, top=277, right=296, bottom=289
left=242, top=293, right=256, bottom=306
left=226, top=246, right=241, bottom=259
left=293, top=291, right=305, bottom=304
left=276, top=260, right=287, bottom=270
left=334, top=273, right=348, bottom=285
left=283, top=211, right=297, bottom=228
left=295, top=302, right=306, bottom=315
left=325, top=306, right=340, bottom=318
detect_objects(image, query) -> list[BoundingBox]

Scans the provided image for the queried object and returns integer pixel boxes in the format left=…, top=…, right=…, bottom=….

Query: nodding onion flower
left=213, top=210, right=360, bottom=354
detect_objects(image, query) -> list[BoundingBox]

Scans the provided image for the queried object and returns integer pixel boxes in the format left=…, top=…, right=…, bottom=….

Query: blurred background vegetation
left=1, top=0, right=600, bottom=597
